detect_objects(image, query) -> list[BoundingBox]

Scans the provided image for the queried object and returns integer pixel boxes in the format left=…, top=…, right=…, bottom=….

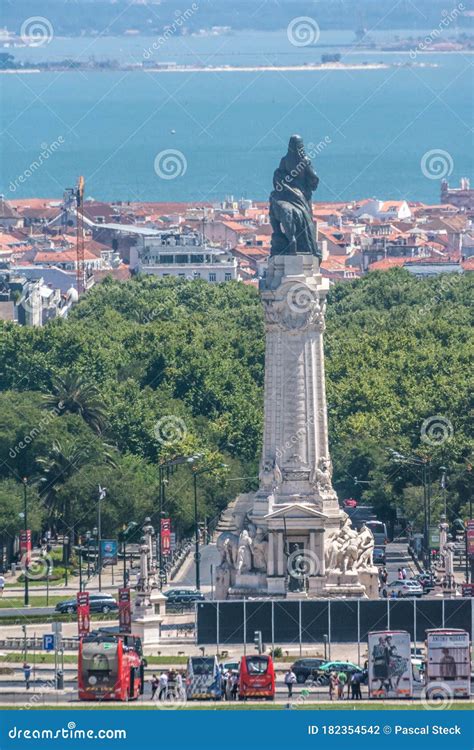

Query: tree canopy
left=0, top=270, right=472, bottom=554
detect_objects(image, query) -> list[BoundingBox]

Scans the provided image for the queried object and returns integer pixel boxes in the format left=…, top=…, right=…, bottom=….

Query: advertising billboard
left=425, top=629, right=470, bottom=698
left=368, top=630, right=413, bottom=698
left=100, top=539, right=118, bottom=565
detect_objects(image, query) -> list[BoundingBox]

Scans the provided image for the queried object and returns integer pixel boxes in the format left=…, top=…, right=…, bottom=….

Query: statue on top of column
left=269, top=135, right=321, bottom=259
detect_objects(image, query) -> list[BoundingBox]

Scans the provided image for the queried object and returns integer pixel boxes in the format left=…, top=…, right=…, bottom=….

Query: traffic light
left=254, top=630, right=263, bottom=654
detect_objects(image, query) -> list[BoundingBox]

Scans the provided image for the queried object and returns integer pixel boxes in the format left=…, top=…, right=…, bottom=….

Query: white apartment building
left=131, top=231, right=239, bottom=282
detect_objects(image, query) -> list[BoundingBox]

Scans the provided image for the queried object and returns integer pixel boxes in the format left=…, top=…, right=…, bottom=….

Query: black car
left=164, top=588, right=205, bottom=604
left=291, top=658, right=326, bottom=684
left=55, top=593, right=118, bottom=614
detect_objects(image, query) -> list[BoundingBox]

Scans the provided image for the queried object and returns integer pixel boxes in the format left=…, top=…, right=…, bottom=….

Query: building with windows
left=130, top=231, right=239, bottom=282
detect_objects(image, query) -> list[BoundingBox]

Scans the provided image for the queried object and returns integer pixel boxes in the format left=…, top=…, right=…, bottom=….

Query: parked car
left=415, top=572, right=436, bottom=591
left=55, top=593, right=118, bottom=614
left=164, top=588, right=205, bottom=604
left=314, top=661, right=365, bottom=686
left=291, top=658, right=326, bottom=683
left=373, top=546, right=386, bottom=565
left=387, top=580, right=423, bottom=598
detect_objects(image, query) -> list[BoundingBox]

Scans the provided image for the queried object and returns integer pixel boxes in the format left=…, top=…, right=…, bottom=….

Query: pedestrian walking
left=175, top=671, right=184, bottom=701
left=397, top=568, right=403, bottom=580
left=158, top=671, right=168, bottom=701
left=401, top=567, right=407, bottom=580
left=346, top=671, right=352, bottom=699
left=284, top=667, right=297, bottom=698
left=0, top=573, right=5, bottom=597
left=329, top=671, right=338, bottom=701
left=380, top=567, right=388, bottom=585
left=150, top=674, right=159, bottom=700
left=351, top=672, right=363, bottom=700
left=337, top=671, right=347, bottom=700
left=230, top=672, right=239, bottom=701
left=23, top=662, right=32, bottom=691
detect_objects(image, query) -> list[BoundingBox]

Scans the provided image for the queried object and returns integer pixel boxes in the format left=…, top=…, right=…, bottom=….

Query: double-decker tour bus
left=239, top=654, right=275, bottom=700
left=368, top=630, right=413, bottom=699
left=425, top=628, right=470, bottom=699
left=78, top=630, right=145, bottom=701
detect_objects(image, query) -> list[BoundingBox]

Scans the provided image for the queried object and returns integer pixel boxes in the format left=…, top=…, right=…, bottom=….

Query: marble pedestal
left=131, top=590, right=167, bottom=648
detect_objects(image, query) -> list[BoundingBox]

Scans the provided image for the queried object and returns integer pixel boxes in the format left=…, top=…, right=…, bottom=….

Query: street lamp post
left=156, top=455, right=202, bottom=589
left=193, top=471, right=200, bottom=591
left=64, top=535, right=69, bottom=587
left=22, top=478, right=29, bottom=607
left=389, top=450, right=432, bottom=568
left=191, top=462, right=228, bottom=591
left=97, top=486, right=106, bottom=593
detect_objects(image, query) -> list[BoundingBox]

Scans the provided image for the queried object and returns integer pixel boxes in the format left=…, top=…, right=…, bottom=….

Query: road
left=176, top=542, right=220, bottom=590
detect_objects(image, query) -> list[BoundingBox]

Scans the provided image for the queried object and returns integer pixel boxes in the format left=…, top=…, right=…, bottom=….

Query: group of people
left=328, top=670, right=366, bottom=701
left=150, top=670, right=185, bottom=702
left=283, top=667, right=366, bottom=701
left=221, top=669, right=239, bottom=700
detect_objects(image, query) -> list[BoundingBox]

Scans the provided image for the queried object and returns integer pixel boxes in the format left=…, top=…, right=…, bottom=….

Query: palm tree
left=43, top=373, right=107, bottom=434
left=36, top=440, right=90, bottom=559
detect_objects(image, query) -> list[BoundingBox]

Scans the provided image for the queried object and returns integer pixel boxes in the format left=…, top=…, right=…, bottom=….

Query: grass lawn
left=1, top=701, right=472, bottom=711
left=0, top=596, right=66, bottom=608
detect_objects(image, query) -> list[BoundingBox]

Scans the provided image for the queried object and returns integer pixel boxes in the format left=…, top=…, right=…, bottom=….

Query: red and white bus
left=368, top=630, right=413, bottom=699
left=425, top=628, right=470, bottom=699
left=78, top=630, right=145, bottom=701
left=239, top=654, right=275, bottom=700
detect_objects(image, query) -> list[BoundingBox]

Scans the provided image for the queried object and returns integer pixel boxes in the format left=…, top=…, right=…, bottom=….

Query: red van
left=239, top=654, right=275, bottom=700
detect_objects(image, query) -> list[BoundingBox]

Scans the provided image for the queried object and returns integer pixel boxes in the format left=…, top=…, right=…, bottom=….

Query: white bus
left=368, top=630, right=413, bottom=698
left=425, top=629, right=470, bottom=699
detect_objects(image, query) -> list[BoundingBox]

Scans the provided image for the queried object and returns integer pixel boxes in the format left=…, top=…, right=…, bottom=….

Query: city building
left=130, top=230, right=239, bottom=282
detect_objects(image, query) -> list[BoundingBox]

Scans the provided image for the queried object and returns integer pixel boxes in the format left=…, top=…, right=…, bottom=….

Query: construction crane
left=75, top=176, right=85, bottom=294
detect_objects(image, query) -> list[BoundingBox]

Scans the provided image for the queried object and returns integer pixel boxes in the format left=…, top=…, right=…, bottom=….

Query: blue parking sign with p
left=43, top=634, right=55, bottom=651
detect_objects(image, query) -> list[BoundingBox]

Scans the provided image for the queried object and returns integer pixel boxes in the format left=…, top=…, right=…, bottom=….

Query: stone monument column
left=217, top=135, right=376, bottom=599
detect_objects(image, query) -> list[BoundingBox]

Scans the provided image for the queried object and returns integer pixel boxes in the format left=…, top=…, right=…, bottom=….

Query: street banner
left=428, top=525, right=440, bottom=550
left=368, top=630, right=413, bottom=699
left=118, top=587, right=132, bottom=633
left=76, top=591, right=90, bottom=637
left=19, top=529, right=32, bottom=564
left=100, top=539, right=118, bottom=565
left=161, top=518, right=171, bottom=557
left=466, top=519, right=474, bottom=557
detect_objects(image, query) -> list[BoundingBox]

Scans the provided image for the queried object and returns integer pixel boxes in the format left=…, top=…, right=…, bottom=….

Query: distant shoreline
left=0, top=61, right=439, bottom=75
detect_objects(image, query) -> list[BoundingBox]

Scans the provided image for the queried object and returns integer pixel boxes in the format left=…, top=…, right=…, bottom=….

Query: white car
left=388, top=580, right=423, bottom=597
